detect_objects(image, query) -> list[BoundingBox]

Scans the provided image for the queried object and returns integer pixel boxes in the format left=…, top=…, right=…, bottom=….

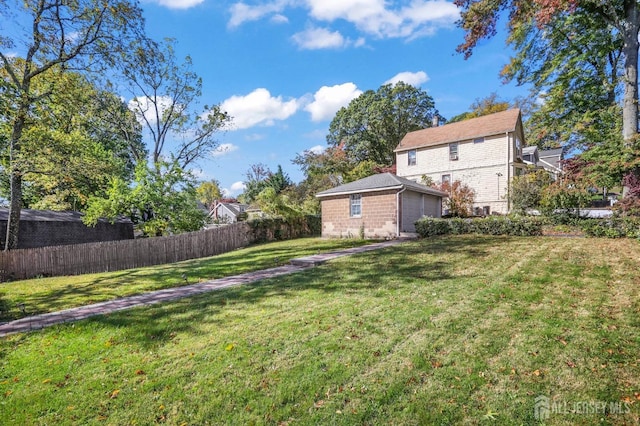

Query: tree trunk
left=4, top=102, right=27, bottom=251
left=621, top=0, right=639, bottom=196
left=621, top=0, right=639, bottom=144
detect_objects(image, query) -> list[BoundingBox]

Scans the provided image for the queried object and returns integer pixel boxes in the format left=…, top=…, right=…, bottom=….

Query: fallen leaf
left=566, top=361, right=576, bottom=368
left=533, top=370, right=541, bottom=377
left=225, top=344, right=235, bottom=351
left=110, top=389, right=120, bottom=399
left=42, top=379, right=51, bottom=384
left=314, top=400, right=325, bottom=408
left=135, top=370, right=145, bottom=376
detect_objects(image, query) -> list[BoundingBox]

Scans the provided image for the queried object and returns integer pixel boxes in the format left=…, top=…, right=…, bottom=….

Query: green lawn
left=0, top=237, right=371, bottom=322
left=1, top=236, right=639, bottom=425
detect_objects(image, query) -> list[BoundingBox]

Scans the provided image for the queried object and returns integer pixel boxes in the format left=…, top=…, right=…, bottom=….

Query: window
left=473, top=137, right=484, bottom=144
left=408, top=149, right=417, bottom=166
left=515, top=137, right=522, bottom=159
left=441, top=174, right=451, bottom=184
left=350, top=194, right=362, bottom=217
left=449, top=143, right=458, bottom=160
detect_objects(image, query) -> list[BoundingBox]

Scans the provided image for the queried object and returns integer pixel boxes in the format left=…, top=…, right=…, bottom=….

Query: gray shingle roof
left=316, top=173, right=447, bottom=198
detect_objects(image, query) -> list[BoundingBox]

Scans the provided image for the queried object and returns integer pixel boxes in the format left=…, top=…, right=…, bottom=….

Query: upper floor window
left=350, top=194, right=362, bottom=217
left=449, top=143, right=459, bottom=160
left=515, top=137, right=522, bottom=159
left=441, top=174, right=451, bottom=184
left=473, top=137, right=484, bottom=144
left=408, top=149, right=417, bottom=166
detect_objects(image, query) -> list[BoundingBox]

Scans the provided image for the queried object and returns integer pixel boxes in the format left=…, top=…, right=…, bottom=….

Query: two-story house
left=394, top=108, right=527, bottom=215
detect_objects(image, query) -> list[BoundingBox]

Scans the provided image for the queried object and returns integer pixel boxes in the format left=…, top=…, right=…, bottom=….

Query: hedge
left=578, top=218, right=640, bottom=238
left=415, top=216, right=543, bottom=238
left=247, top=215, right=321, bottom=243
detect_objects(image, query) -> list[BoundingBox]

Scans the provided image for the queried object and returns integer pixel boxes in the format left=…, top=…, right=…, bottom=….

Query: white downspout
left=506, top=131, right=511, bottom=214
left=396, top=186, right=407, bottom=237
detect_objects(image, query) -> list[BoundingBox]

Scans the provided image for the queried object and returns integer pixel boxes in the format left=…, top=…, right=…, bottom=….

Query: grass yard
left=1, top=235, right=640, bottom=425
left=0, top=238, right=372, bottom=322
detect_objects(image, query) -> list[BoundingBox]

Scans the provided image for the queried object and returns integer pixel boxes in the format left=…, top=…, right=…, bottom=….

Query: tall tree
left=119, top=38, right=231, bottom=169
left=0, top=0, right=145, bottom=250
left=84, top=160, right=207, bottom=237
left=196, top=179, right=222, bottom=211
left=448, top=92, right=511, bottom=123
left=0, top=67, right=145, bottom=210
left=454, top=0, right=638, bottom=146
left=327, top=82, right=439, bottom=166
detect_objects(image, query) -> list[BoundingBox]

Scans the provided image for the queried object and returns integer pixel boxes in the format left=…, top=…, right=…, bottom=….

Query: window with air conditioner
left=449, top=143, right=458, bottom=160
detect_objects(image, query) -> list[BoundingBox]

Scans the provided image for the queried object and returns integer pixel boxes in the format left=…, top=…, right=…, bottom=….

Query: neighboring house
left=523, top=146, right=564, bottom=180
left=316, top=173, right=447, bottom=238
left=538, top=147, right=564, bottom=179
left=0, top=209, right=134, bottom=250
left=394, top=108, right=526, bottom=214
left=210, top=202, right=249, bottom=223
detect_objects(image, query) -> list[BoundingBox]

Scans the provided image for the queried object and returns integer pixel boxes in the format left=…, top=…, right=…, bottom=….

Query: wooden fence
left=0, top=220, right=283, bottom=280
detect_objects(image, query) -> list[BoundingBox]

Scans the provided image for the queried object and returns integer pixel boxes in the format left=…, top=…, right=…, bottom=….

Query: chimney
left=432, top=115, right=439, bottom=127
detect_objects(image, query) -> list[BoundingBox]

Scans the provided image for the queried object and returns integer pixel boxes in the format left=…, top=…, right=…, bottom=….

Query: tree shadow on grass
left=2, top=240, right=370, bottom=322
left=85, top=236, right=504, bottom=348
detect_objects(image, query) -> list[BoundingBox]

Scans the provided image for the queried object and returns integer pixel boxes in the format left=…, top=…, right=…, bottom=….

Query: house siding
left=320, top=190, right=398, bottom=238
left=397, top=130, right=524, bottom=215
left=400, top=190, right=441, bottom=233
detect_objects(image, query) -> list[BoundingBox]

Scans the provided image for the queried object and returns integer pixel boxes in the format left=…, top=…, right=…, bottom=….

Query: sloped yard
left=1, top=236, right=639, bottom=424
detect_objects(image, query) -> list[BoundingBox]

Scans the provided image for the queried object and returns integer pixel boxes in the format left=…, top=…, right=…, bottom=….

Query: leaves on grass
left=110, top=389, right=120, bottom=399
left=225, top=343, right=235, bottom=351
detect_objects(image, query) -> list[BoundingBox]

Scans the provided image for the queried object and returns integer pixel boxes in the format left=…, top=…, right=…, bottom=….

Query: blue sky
left=43, top=1, right=534, bottom=197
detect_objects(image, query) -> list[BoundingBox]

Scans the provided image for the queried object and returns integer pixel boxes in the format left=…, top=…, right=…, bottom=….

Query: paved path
left=0, top=239, right=405, bottom=337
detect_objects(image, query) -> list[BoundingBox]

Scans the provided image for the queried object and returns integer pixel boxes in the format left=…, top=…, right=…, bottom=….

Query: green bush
left=415, top=216, right=543, bottom=238
left=579, top=217, right=640, bottom=238
left=248, top=215, right=321, bottom=242
left=414, top=217, right=451, bottom=237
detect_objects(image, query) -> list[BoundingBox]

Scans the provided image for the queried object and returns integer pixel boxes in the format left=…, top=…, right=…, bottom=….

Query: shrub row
left=247, top=215, right=321, bottom=242
left=578, top=218, right=640, bottom=238
left=415, top=216, right=543, bottom=238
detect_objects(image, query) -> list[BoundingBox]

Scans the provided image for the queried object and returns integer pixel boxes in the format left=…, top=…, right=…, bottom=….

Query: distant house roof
left=0, top=208, right=131, bottom=223
left=316, top=173, right=448, bottom=198
left=395, top=108, right=522, bottom=152
left=523, top=146, right=538, bottom=155
left=214, top=202, right=248, bottom=217
left=538, top=147, right=564, bottom=172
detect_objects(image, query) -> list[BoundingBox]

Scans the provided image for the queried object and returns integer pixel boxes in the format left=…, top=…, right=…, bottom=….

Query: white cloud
left=221, top=88, right=300, bottom=130
left=148, top=0, right=205, bottom=9
left=245, top=133, right=266, bottom=141
left=307, top=0, right=459, bottom=38
left=304, top=83, right=362, bottom=122
left=228, top=0, right=291, bottom=28
left=292, top=27, right=346, bottom=50
left=211, top=143, right=239, bottom=157
left=308, top=145, right=326, bottom=154
left=271, top=14, right=289, bottom=24
left=384, top=71, right=430, bottom=87
left=222, top=181, right=247, bottom=197
left=229, top=0, right=459, bottom=40
left=128, top=96, right=181, bottom=126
